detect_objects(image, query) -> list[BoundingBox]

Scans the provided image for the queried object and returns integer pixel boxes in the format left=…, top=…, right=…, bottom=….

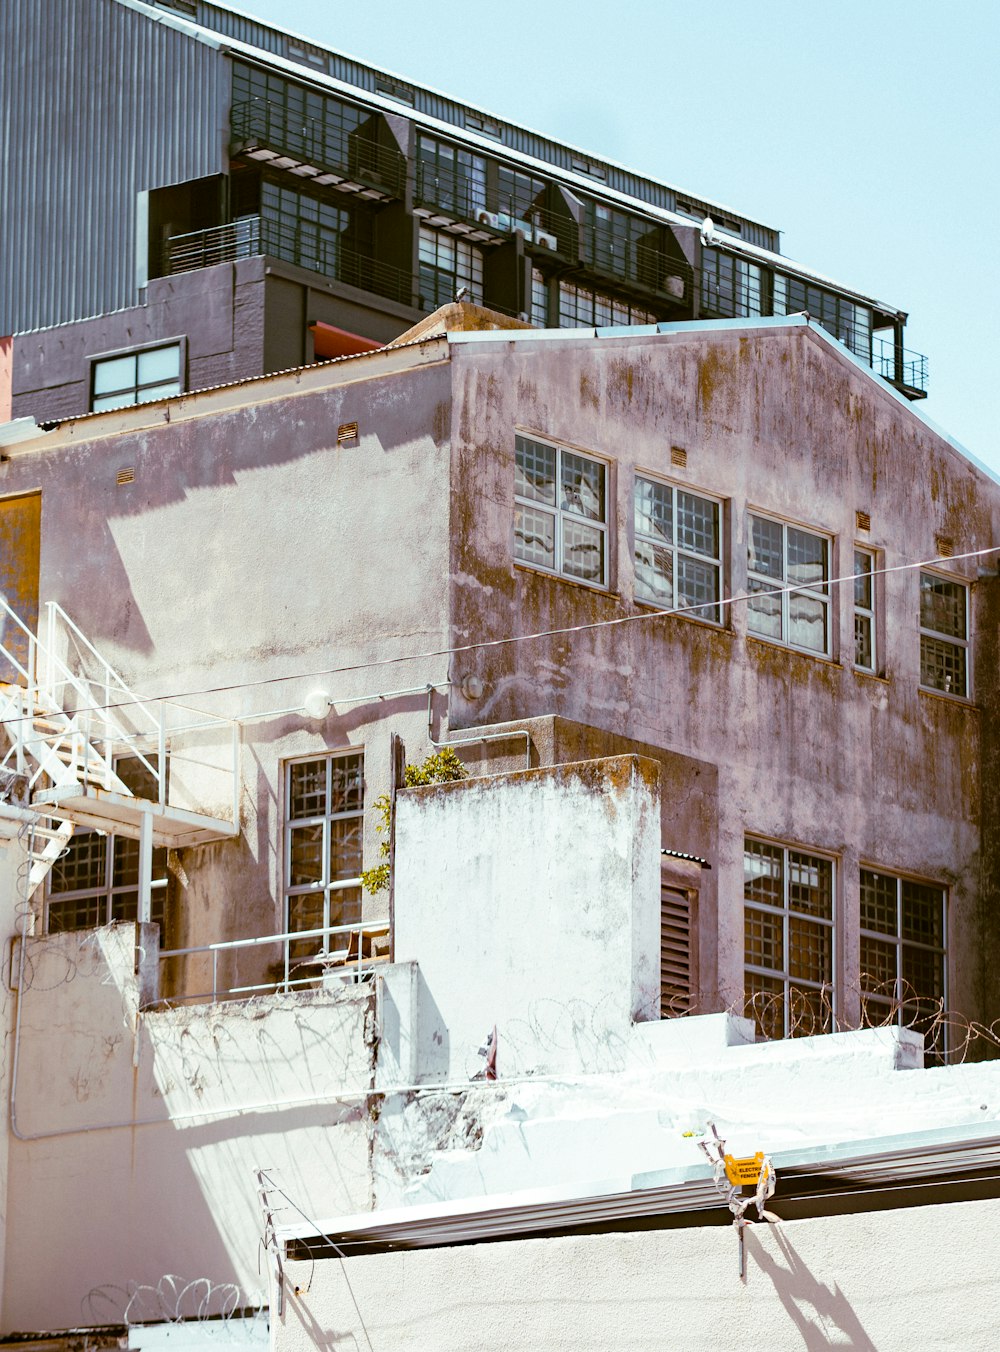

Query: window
left=557, top=281, right=657, bottom=328
left=514, top=435, right=608, bottom=586
left=747, top=514, right=831, bottom=655
left=260, top=181, right=351, bottom=279
left=853, top=548, right=876, bottom=671
left=860, top=869, right=946, bottom=1062
left=91, top=344, right=181, bottom=412
left=634, top=477, right=722, bottom=623
left=416, top=136, right=486, bottom=218
left=773, top=274, right=872, bottom=361
left=47, top=758, right=168, bottom=933
left=531, top=269, right=549, bottom=327
left=744, top=839, right=835, bottom=1039
left=919, top=571, right=969, bottom=697
left=284, top=752, right=364, bottom=961
left=418, top=227, right=484, bottom=309
left=700, top=248, right=762, bottom=318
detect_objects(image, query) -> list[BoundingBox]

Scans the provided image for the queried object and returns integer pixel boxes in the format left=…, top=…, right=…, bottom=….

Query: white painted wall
left=392, top=756, right=662, bottom=1082
left=4, top=922, right=377, bottom=1330
left=272, top=1196, right=1000, bottom=1351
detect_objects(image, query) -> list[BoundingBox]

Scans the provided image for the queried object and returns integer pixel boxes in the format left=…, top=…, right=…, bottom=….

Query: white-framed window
left=919, top=570, right=969, bottom=697
left=747, top=513, right=831, bottom=655
left=860, top=868, right=946, bottom=1063
left=853, top=547, right=877, bottom=671
left=91, top=343, right=182, bottom=412
left=417, top=227, right=483, bottom=309
left=514, top=434, right=608, bottom=587
left=744, top=837, right=835, bottom=1039
left=284, top=751, right=364, bottom=960
left=46, top=758, right=168, bottom=933
left=634, top=476, right=722, bottom=623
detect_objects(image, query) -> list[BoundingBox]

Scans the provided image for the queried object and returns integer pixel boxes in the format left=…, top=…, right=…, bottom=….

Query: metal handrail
left=578, top=223, right=694, bottom=301
left=414, top=164, right=571, bottom=253
left=231, top=98, right=406, bottom=198
left=159, top=920, right=391, bottom=1003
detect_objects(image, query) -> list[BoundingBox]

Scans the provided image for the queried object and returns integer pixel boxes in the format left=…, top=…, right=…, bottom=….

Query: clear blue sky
left=228, top=0, right=998, bottom=472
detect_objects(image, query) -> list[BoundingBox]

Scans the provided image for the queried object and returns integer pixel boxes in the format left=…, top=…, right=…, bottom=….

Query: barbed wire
left=82, top=1274, right=268, bottom=1324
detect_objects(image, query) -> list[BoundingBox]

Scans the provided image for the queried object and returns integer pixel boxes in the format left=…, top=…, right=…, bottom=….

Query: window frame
left=853, top=545, right=877, bottom=673
left=633, top=472, right=724, bottom=625
left=283, top=749, right=365, bottom=961
left=743, top=836, right=837, bottom=1040
left=918, top=568, right=970, bottom=699
left=859, top=866, right=947, bottom=1062
left=417, top=226, right=484, bottom=310
left=513, top=433, right=611, bottom=590
left=746, top=511, right=833, bottom=657
left=90, top=340, right=185, bottom=413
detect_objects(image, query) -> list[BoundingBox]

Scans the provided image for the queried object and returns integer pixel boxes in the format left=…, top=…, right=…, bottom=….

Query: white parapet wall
left=391, top=755, right=662, bottom=1082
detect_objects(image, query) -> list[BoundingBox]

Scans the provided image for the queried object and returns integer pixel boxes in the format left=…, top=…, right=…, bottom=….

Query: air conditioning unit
left=475, top=209, right=500, bottom=229
left=495, top=212, right=514, bottom=232
left=533, top=229, right=558, bottom=252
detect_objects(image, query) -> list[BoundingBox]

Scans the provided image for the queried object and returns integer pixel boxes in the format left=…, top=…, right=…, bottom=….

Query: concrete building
left=2, top=0, right=929, bottom=426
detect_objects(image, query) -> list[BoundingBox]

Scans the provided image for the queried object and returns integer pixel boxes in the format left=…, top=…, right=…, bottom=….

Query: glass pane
left=787, top=851, right=833, bottom=918
left=560, top=451, right=605, bottom=521
left=329, top=885, right=363, bottom=928
left=515, top=436, right=556, bottom=506
left=745, top=906, right=783, bottom=971
left=289, top=823, right=323, bottom=886
left=136, top=382, right=181, bottom=404
left=562, top=519, right=605, bottom=583
left=920, top=573, right=966, bottom=639
left=110, top=891, right=138, bottom=923
left=48, top=895, right=103, bottom=932
left=901, top=881, right=944, bottom=948
left=330, top=754, right=364, bottom=814
left=860, top=935, right=897, bottom=995
left=749, top=515, right=783, bottom=579
left=855, top=614, right=873, bottom=669
left=854, top=551, right=872, bottom=608
left=93, top=355, right=136, bottom=396
left=902, top=943, right=944, bottom=1002
left=788, top=915, right=831, bottom=982
left=514, top=504, right=555, bottom=569
left=92, top=394, right=132, bottom=412
left=137, top=345, right=180, bottom=384
left=289, top=759, right=327, bottom=819
left=920, top=635, right=967, bottom=696
left=634, top=541, right=672, bottom=606
left=676, top=555, right=720, bottom=623
left=288, top=891, right=325, bottom=942
left=677, top=492, right=718, bottom=559
left=747, top=582, right=782, bottom=640
left=789, top=591, right=828, bottom=653
left=860, top=870, right=897, bottom=936
left=330, top=816, right=363, bottom=880
left=50, top=831, right=106, bottom=894
left=745, top=971, right=785, bottom=1039
left=634, top=478, right=672, bottom=545
left=787, top=528, right=828, bottom=589
left=744, top=840, right=783, bottom=908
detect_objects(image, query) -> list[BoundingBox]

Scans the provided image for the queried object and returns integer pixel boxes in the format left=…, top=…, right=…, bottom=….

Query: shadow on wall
left=747, top=1227, right=877, bottom=1352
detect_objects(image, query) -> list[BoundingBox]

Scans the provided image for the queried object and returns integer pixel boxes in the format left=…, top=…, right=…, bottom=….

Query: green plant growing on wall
left=361, top=747, right=467, bottom=894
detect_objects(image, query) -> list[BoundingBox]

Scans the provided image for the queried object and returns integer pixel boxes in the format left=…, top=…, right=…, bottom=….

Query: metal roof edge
left=112, top=0, right=223, bottom=50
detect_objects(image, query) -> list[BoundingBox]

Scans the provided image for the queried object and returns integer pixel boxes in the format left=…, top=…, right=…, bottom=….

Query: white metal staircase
left=0, top=596, right=239, bottom=907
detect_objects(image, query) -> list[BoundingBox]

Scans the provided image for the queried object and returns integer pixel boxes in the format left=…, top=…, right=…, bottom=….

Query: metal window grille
left=919, top=571, right=969, bottom=697
left=853, top=547, right=877, bottom=671
left=747, top=513, right=831, bottom=656
left=860, top=868, right=946, bottom=1063
left=634, top=476, right=722, bottom=623
left=514, top=435, right=608, bottom=587
left=743, top=838, right=835, bottom=1039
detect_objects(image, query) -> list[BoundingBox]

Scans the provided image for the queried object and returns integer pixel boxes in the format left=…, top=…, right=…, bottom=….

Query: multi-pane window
left=91, top=344, right=181, bottom=412
left=747, top=514, right=831, bottom=655
left=418, top=227, right=484, bottom=309
left=634, top=477, right=722, bottom=623
left=531, top=269, right=550, bottom=327
left=700, top=248, right=763, bottom=318
left=514, top=434, right=608, bottom=586
left=860, top=869, right=946, bottom=1062
left=47, top=758, right=168, bottom=933
left=744, top=839, right=835, bottom=1039
left=854, top=548, right=876, bottom=671
left=919, top=571, right=969, bottom=697
left=260, top=181, right=351, bottom=278
left=496, top=164, right=548, bottom=225
left=773, top=274, right=872, bottom=361
left=416, top=135, right=486, bottom=218
left=558, top=281, right=657, bottom=328
left=285, top=752, right=364, bottom=961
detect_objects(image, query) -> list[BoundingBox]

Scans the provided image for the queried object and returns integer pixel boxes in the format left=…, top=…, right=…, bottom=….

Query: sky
left=226, top=0, right=999, bottom=472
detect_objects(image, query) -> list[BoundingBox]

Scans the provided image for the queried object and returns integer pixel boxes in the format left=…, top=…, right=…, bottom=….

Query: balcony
left=161, top=217, right=413, bottom=308
left=872, top=334, right=929, bottom=399
left=413, top=164, right=572, bottom=255
left=577, top=224, right=693, bottom=306
left=231, top=99, right=406, bottom=201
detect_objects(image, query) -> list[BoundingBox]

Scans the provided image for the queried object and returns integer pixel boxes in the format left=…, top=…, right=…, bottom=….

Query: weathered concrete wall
left=392, top=755, right=661, bottom=1081
left=444, top=325, right=999, bottom=1024
left=274, top=1196, right=1000, bottom=1351
left=3, top=922, right=376, bottom=1331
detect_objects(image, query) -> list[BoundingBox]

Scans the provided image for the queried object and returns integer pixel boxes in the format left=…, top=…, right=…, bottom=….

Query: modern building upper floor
left=1, top=0, right=928, bottom=426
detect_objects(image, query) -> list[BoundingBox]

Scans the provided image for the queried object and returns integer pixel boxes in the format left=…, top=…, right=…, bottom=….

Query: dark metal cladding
left=0, top=0, right=229, bottom=336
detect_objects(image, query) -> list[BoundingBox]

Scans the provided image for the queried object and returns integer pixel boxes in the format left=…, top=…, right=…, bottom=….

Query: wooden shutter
left=661, top=883, right=694, bottom=1017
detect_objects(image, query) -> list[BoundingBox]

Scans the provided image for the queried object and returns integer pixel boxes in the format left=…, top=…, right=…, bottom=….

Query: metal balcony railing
left=414, top=164, right=571, bottom=255
left=161, top=217, right=413, bottom=308
left=872, top=334, right=929, bottom=395
left=578, top=223, right=694, bottom=304
left=231, top=98, right=406, bottom=199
